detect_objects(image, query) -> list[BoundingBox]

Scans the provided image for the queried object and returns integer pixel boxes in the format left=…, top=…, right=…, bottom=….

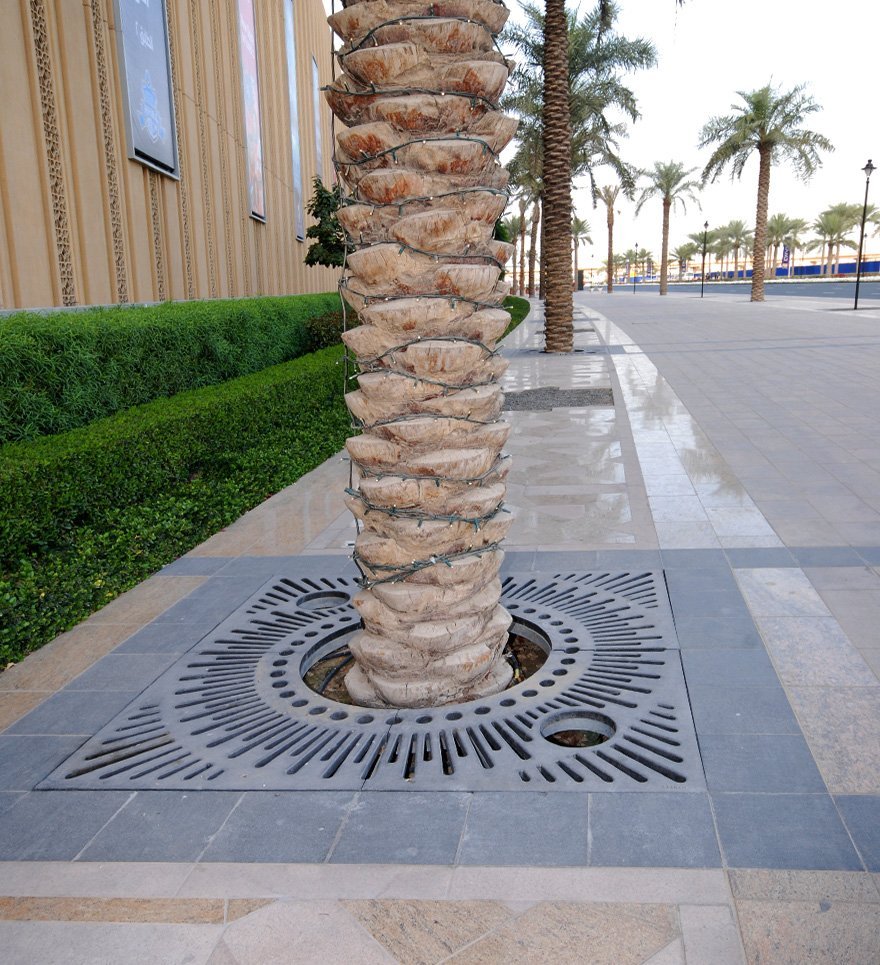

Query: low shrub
left=0, top=292, right=343, bottom=443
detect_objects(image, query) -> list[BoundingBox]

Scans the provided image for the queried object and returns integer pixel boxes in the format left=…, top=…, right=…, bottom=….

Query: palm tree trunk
left=573, top=236, right=579, bottom=289
left=518, top=199, right=527, bottom=295
left=659, top=199, right=670, bottom=295
left=541, top=0, right=573, bottom=352
left=538, top=207, right=545, bottom=300
left=606, top=209, right=614, bottom=293
left=527, top=200, right=540, bottom=297
left=734, top=247, right=739, bottom=280
left=750, top=144, right=772, bottom=301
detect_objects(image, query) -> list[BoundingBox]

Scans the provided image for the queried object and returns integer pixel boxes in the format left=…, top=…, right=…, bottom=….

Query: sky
left=543, top=0, right=876, bottom=268
left=322, top=0, right=875, bottom=267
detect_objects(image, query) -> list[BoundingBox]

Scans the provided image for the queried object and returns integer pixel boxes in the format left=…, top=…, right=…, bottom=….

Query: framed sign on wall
left=236, top=0, right=266, bottom=222
left=113, top=0, right=179, bottom=177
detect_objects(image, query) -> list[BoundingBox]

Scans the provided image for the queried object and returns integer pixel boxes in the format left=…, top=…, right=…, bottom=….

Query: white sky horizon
left=321, top=0, right=876, bottom=268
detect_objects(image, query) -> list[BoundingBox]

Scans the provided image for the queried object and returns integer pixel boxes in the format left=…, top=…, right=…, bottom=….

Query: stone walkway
left=1, top=292, right=879, bottom=962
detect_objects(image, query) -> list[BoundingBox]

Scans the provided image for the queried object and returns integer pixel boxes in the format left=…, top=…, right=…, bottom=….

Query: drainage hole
left=270, top=670, right=285, bottom=678
left=308, top=707, right=326, bottom=716
left=500, top=698, right=515, bottom=707
left=561, top=658, right=575, bottom=665
left=446, top=711, right=463, bottom=721
left=280, top=649, right=295, bottom=656
left=475, top=707, right=490, bottom=715
left=541, top=711, right=616, bottom=748
left=524, top=608, right=536, bottom=614
left=280, top=691, right=295, bottom=698
left=416, top=715, right=433, bottom=724
left=565, top=647, right=578, bottom=654
left=272, top=681, right=287, bottom=689
left=357, top=715, right=374, bottom=724
left=291, top=699, right=308, bottom=708
left=564, top=637, right=578, bottom=643
left=273, top=659, right=288, bottom=667
left=330, top=711, right=348, bottom=721
left=552, top=669, right=567, bottom=677
left=304, top=631, right=318, bottom=638
left=539, top=680, right=554, bottom=687
left=551, top=620, right=562, bottom=626
left=523, top=689, right=538, bottom=697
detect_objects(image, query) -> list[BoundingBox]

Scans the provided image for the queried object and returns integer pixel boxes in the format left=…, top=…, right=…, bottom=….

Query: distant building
left=0, top=0, right=338, bottom=310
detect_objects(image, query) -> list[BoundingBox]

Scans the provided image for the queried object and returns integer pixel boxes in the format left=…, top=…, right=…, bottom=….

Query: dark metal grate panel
left=42, top=571, right=703, bottom=792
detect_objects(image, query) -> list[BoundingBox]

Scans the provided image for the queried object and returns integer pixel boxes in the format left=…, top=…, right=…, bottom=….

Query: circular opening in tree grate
left=43, top=571, right=704, bottom=792
left=541, top=710, right=615, bottom=748
left=300, top=624, right=551, bottom=704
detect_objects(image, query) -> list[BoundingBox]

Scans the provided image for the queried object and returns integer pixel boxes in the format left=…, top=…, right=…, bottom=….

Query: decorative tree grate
left=42, top=571, right=704, bottom=792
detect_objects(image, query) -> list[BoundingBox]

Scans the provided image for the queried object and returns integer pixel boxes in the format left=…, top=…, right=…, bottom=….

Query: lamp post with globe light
left=854, top=159, right=875, bottom=310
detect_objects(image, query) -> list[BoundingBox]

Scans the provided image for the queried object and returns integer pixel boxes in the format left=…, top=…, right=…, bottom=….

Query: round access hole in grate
left=297, top=590, right=351, bottom=611
left=540, top=710, right=616, bottom=748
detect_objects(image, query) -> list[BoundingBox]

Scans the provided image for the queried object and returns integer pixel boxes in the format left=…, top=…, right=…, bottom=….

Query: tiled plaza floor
left=1, top=291, right=879, bottom=962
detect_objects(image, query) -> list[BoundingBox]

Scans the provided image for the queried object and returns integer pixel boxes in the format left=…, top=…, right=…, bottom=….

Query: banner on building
left=311, top=57, right=323, bottom=180
left=114, top=0, right=179, bottom=177
left=237, top=0, right=266, bottom=221
left=284, top=1, right=305, bottom=241
left=781, top=245, right=791, bottom=266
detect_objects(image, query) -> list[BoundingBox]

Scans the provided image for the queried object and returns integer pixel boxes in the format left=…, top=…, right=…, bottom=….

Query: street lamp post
left=633, top=242, right=638, bottom=293
left=854, top=159, right=875, bottom=311
left=700, top=221, right=709, bottom=298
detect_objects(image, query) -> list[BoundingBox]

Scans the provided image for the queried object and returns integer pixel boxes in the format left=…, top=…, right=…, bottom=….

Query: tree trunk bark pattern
left=326, top=0, right=517, bottom=707
left=528, top=199, right=540, bottom=296
left=605, top=208, right=614, bottom=293
left=750, top=144, right=772, bottom=302
left=518, top=198, right=527, bottom=295
left=659, top=199, right=670, bottom=296
left=541, top=0, right=573, bottom=352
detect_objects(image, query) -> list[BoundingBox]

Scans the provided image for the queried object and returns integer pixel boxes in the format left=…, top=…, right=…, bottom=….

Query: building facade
left=0, top=0, right=338, bottom=310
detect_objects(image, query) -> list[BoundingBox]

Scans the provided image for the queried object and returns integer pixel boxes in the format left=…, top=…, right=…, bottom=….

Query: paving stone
left=736, top=898, right=880, bottom=965
left=712, top=793, right=863, bottom=870
left=727, top=869, right=880, bottom=902
left=589, top=792, right=720, bottom=868
left=5, top=690, right=138, bottom=736
left=0, top=736, right=85, bottom=792
left=330, top=792, right=470, bottom=865
left=755, top=617, right=877, bottom=687
left=699, top=734, right=825, bottom=792
left=735, top=569, right=832, bottom=618
left=0, top=792, right=24, bottom=814
left=458, top=792, right=588, bottom=866
left=679, top=904, right=745, bottom=965
left=687, top=685, right=799, bottom=735
left=0, top=791, right=130, bottom=860
left=671, top=616, right=765, bottom=650
left=661, top=549, right=730, bottom=569
left=79, top=791, right=242, bottom=862
left=834, top=795, right=880, bottom=872
left=63, top=653, right=177, bottom=692
left=159, top=557, right=232, bottom=576
left=724, top=547, right=796, bottom=568
left=200, top=791, right=354, bottom=863
left=151, top=576, right=270, bottom=627
left=789, top=546, right=866, bottom=567
left=680, top=649, right=779, bottom=686
left=114, top=622, right=210, bottom=654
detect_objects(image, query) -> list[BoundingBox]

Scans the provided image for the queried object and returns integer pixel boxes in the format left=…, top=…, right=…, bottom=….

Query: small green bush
left=502, top=295, right=530, bottom=338
left=0, top=292, right=343, bottom=443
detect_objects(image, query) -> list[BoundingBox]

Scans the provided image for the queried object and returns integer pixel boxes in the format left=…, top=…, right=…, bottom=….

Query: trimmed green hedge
left=0, top=295, right=530, bottom=665
left=503, top=295, right=530, bottom=337
left=0, top=292, right=343, bottom=444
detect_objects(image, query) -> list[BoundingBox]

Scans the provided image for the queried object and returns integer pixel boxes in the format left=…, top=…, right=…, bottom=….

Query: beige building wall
left=0, top=0, right=339, bottom=310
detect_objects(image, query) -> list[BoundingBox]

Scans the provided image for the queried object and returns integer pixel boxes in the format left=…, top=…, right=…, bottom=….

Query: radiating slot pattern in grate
left=42, top=571, right=703, bottom=792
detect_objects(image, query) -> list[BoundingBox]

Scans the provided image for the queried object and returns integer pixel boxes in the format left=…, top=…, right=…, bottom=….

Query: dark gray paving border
left=0, top=548, right=876, bottom=870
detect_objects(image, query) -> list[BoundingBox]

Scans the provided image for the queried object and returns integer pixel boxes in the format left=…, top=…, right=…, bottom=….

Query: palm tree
left=541, top=0, right=573, bottom=350
left=823, top=203, right=862, bottom=273
left=807, top=209, right=857, bottom=276
left=597, top=185, right=621, bottom=292
left=765, top=213, right=795, bottom=281
left=781, top=217, right=809, bottom=277
left=634, top=161, right=701, bottom=294
left=699, top=83, right=833, bottom=301
left=713, top=234, right=733, bottom=279
left=517, top=195, right=529, bottom=295
left=721, top=219, right=753, bottom=280
left=671, top=242, right=698, bottom=280
left=503, top=214, right=522, bottom=288
left=572, top=214, right=593, bottom=289
left=504, top=2, right=656, bottom=344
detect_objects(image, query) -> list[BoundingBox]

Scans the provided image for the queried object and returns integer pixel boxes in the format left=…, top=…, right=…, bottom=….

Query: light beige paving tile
left=735, top=569, right=832, bottom=618
left=177, top=863, right=454, bottom=900
left=88, top=575, right=206, bottom=625
left=735, top=899, right=880, bottom=965
left=0, top=691, right=47, bottom=730
left=447, top=868, right=730, bottom=905
left=0, top=862, right=194, bottom=899
left=805, top=567, right=880, bottom=591
left=642, top=937, right=685, bottom=964
left=786, top=685, right=880, bottom=793
left=755, top=617, right=877, bottom=686
left=648, top=495, right=708, bottom=522
left=343, top=899, right=512, bottom=964
left=655, top=520, right=721, bottom=548
left=728, top=870, right=879, bottom=903
left=0, top=624, right=139, bottom=693
left=445, top=901, right=678, bottom=965
left=216, top=900, right=394, bottom=964
left=0, top=896, right=225, bottom=924
left=0, top=921, right=222, bottom=965
left=679, top=904, right=745, bottom=965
